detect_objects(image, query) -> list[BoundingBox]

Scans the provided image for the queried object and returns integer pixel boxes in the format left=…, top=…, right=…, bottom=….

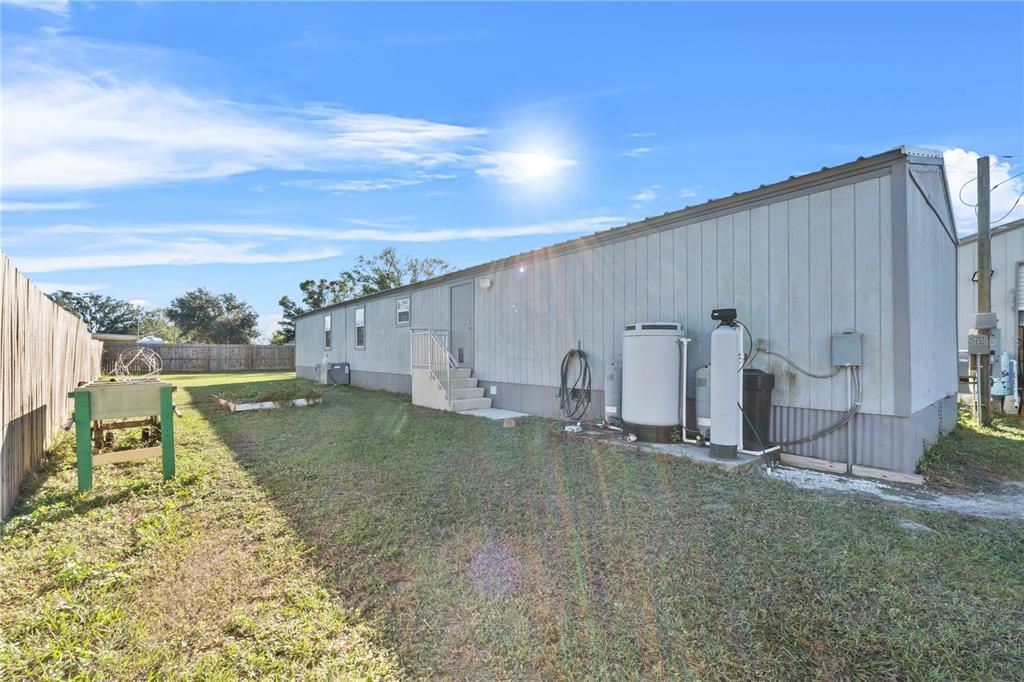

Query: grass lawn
left=918, top=406, right=1024, bottom=490
left=2, top=372, right=1022, bottom=679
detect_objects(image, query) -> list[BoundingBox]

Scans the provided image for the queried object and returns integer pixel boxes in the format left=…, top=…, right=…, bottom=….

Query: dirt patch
left=140, top=525, right=268, bottom=645
left=467, top=542, right=521, bottom=598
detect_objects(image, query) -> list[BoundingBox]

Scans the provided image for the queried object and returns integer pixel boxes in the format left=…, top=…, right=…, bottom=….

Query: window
left=323, top=314, right=332, bottom=349
left=355, top=307, right=365, bottom=349
left=396, top=297, right=411, bottom=326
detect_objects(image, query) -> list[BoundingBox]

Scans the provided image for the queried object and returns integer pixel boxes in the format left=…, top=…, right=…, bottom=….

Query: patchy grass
left=919, top=405, right=1024, bottom=490
left=215, top=377, right=323, bottom=405
left=0, top=372, right=399, bottom=681
left=3, top=372, right=1023, bottom=679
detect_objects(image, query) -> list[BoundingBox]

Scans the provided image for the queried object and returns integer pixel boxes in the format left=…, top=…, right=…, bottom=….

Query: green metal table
left=69, top=381, right=176, bottom=492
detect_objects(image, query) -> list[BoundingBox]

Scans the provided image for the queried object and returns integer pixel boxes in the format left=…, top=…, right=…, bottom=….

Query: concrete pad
left=643, top=441, right=761, bottom=471
left=567, top=426, right=761, bottom=472
left=457, top=407, right=530, bottom=421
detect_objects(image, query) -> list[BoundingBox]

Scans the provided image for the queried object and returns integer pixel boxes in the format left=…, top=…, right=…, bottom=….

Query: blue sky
left=2, top=1, right=1022, bottom=340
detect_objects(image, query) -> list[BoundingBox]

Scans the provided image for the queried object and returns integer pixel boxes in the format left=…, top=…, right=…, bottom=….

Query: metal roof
left=296, top=145, right=942, bottom=320
left=956, top=218, right=1024, bottom=245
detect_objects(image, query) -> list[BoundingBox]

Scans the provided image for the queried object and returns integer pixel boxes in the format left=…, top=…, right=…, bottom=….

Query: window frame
left=354, top=306, right=366, bottom=350
left=395, top=296, right=411, bottom=326
left=323, top=314, right=332, bottom=350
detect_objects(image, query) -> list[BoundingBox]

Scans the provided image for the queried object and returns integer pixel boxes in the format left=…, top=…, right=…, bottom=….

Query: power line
left=958, top=169, right=1024, bottom=209
left=991, top=190, right=1024, bottom=226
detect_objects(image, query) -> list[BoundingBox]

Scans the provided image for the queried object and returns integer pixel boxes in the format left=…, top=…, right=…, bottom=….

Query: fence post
left=160, top=385, right=175, bottom=480
left=73, top=390, right=93, bottom=492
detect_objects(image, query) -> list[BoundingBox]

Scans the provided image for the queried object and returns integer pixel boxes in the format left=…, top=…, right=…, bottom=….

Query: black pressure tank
left=742, top=369, right=775, bottom=451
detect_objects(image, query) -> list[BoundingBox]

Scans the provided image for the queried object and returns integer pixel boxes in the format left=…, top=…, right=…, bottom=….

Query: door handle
left=466, top=320, right=473, bottom=330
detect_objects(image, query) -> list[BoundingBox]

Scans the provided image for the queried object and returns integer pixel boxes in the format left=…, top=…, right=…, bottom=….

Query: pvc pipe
left=846, top=366, right=854, bottom=475
left=677, top=336, right=696, bottom=443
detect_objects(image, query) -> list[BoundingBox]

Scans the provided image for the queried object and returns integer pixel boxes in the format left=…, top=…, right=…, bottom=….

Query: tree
left=274, top=249, right=452, bottom=343
left=274, top=278, right=353, bottom=344
left=166, top=288, right=259, bottom=344
left=47, top=291, right=141, bottom=334
left=343, top=247, right=451, bottom=296
left=138, top=309, right=182, bottom=343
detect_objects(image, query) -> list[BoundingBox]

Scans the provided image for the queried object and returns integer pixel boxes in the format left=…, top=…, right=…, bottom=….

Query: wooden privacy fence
left=2, top=252, right=103, bottom=519
left=101, top=343, right=295, bottom=373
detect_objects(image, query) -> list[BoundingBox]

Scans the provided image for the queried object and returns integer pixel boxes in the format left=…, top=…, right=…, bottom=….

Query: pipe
left=846, top=366, right=855, bottom=474
left=677, top=336, right=695, bottom=442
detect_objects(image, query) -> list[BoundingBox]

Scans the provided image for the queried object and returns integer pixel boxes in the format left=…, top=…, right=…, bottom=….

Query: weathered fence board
left=1, top=252, right=103, bottom=519
left=101, top=343, right=294, bottom=374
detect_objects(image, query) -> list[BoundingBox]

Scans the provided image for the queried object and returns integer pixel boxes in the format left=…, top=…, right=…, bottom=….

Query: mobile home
left=295, top=146, right=959, bottom=475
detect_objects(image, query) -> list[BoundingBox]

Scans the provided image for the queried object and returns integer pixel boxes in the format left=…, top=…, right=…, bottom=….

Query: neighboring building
left=91, top=332, right=139, bottom=343
left=957, top=218, right=1024, bottom=371
left=295, top=147, right=958, bottom=475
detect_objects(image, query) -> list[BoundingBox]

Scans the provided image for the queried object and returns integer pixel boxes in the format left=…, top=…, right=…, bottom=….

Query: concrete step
left=451, top=386, right=485, bottom=400
left=452, top=367, right=473, bottom=379
left=451, top=397, right=492, bottom=411
left=450, top=377, right=479, bottom=389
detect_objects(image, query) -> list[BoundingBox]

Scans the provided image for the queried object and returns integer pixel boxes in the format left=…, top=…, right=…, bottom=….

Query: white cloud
left=679, top=188, right=698, bottom=199
left=626, top=132, right=656, bottom=138
left=289, top=173, right=456, bottom=193
left=256, top=313, right=283, bottom=343
left=31, top=281, right=107, bottom=294
left=619, top=147, right=653, bottom=158
left=129, top=299, right=149, bottom=307
left=15, top=238, right=342, bottom=272
left=1, top=36, right=575, bottom=193
left=944, top=148, right=1024, bottom=233
left=474, top=152, right=578, bottom=184
left=629, top=187, right=658, bottom=202
left=12, top=215, right=626, bottom=247
left=0, top=200, right=96, bottom=211
left=1, top=0, right=68, bottom=16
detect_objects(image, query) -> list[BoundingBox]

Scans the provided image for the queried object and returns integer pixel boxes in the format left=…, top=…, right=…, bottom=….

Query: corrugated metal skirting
left=770, top=395, right=955, bottom=474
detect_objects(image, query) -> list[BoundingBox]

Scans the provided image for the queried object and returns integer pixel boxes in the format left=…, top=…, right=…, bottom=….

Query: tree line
left=47, top=248, right=451, bottom=345
left=48, top=288, right=259, bottom=344
left=273, top=247, right=450, bottom=343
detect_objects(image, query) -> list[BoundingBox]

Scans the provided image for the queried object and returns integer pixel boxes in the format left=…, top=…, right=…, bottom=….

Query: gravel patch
left=768, top=465, right=1024, bottom=520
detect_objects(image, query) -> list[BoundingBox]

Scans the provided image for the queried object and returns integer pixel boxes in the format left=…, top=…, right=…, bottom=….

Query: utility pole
left=976, top=155, right=992, bottom=426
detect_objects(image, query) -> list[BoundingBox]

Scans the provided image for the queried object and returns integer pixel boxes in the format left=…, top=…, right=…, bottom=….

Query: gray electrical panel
left=831, top=332, right=863, bottom=367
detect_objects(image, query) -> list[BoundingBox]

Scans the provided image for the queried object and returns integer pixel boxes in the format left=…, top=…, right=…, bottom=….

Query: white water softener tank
left=622, top=322, right=682, bottom=441
left=709, top=310, right=743, bottom=459
left=695, top=364, right=712, bottom=439
left=604, top=355, right=622, bottom=420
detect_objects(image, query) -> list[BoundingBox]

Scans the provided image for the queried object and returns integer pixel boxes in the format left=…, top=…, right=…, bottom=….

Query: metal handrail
left=410, top=328, right=455, bottom=402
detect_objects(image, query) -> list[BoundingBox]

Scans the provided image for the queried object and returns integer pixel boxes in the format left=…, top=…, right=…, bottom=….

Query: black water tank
left=742, top=369, right=775, bottom=450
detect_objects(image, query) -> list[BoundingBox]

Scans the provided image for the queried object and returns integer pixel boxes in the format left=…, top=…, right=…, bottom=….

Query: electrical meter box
left=967, top=334, right=989, bottom=355
left=831, top=332, right=863, bottom=367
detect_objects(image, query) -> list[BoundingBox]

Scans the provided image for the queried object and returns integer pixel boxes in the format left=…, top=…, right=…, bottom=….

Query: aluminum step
left=451, top=397, right=492, bottom=411
left=450, top=377, right=479, bottom=389
left=450, top=386, right=485, bottom=400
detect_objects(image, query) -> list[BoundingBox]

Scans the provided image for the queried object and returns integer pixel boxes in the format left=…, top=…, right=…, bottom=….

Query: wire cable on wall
left=773, top=367, right=862, bottom=447
left=760, top=349, right=842, bottom=379
left=559, top=348, right=592, bottom=421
